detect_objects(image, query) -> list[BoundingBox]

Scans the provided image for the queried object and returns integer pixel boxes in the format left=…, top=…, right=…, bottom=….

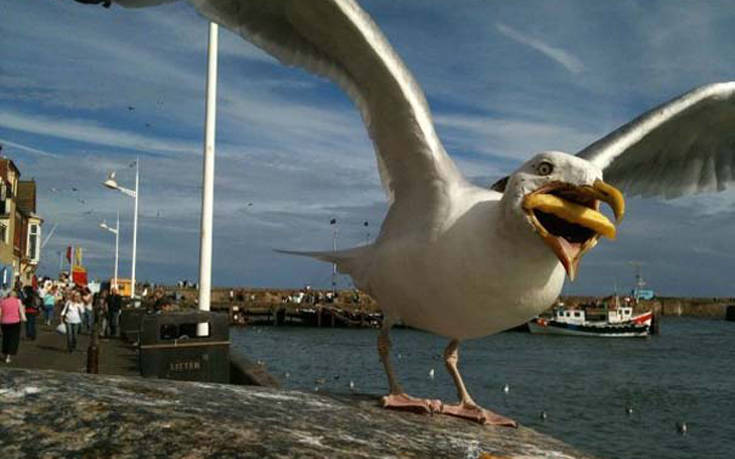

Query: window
left=0, top=182, right=6, bottom=215
left=574, top=312, right=581, bottom=318
left=28, top=223, right=40, bottom=262
left=0, top=223, right=6, bottom=244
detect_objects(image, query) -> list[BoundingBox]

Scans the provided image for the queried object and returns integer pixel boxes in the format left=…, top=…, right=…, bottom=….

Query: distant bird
left=539, top=411, right=548, bottom=421
left=626, top=407, right=634, bottom=416
left=77, top=199, right=86, bottom=205
left=128, top=105, right=135, bottom=111
left=502, top=384, right=510, bottom=394
left=676, top=421, right=688, bottom=435
left=428, top=368, right=435, bottom=380
left=349, top=380, right=355, bottom=391
left=71, top=187, right=78, bottom=192
left=111, top=0, right=735, bottom=427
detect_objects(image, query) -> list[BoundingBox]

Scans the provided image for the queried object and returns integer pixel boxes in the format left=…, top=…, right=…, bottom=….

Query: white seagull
left=110, top=0, right=735, bottom=425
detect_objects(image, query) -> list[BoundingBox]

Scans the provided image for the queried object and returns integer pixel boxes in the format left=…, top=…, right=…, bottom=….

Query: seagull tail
left=274, top=245, right=374, bottom=291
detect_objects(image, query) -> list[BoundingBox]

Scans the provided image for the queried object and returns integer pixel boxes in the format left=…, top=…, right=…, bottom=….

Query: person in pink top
left=0, top=290, right=26, bottom=363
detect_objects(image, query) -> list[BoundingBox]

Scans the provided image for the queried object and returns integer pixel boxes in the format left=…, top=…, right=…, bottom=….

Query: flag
left=75, top=247, right=83, bottom=266
left=330, top=218, right=337, bottom=225
left=66, top=246, right=72, bottom=264
left=72, top=265, right=88, bottom=286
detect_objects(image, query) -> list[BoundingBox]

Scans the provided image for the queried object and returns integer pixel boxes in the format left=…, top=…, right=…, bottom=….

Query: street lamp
left=103, top=160, right=139, bottom=299
left=99, top=211, right=120, bottom=290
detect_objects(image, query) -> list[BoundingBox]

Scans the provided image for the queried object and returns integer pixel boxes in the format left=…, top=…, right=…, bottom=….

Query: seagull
left=110, top=0, right=735, bottom=426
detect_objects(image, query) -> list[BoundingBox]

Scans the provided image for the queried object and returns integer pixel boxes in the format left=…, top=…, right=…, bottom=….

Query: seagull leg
left=439, top=339, right=517, bottom=427
left=378, top=325, right=441, bottom=414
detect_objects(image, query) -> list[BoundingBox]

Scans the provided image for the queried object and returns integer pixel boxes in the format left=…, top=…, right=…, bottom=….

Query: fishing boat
left=529, top=299, right=653, bottom=338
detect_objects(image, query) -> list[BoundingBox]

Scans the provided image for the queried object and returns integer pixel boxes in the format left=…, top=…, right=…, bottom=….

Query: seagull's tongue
left=553, top=236, right=582, bottom=278
left=556, top=236, right=582, bottom=260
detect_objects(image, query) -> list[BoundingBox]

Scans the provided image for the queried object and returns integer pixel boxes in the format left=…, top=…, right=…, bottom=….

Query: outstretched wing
left=577, top=82, right=735, bottom=198
left=119, top=0, right=465, bottom=206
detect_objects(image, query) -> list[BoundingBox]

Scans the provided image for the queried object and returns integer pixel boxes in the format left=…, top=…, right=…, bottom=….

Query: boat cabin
left=553, top=304, right=635, bottom=325
left=554, top=308, right=587, bottom=325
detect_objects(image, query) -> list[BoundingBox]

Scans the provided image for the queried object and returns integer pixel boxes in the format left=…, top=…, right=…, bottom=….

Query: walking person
left=22, top=286, right=40, bottom=340
left=43, top=286, right=56, bottom=326
left=0, top=291, right=26, bottom=363
left=107, top=287, right=122, bottom=337
left=81, top=287, right=94, bottom=333
left=61, top=291, right=84, bottom=352
left=96, top=290, right=108, bottom=338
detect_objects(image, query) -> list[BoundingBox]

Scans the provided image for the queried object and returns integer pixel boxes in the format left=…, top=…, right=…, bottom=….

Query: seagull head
left=502, top=151, right=625, bottom=281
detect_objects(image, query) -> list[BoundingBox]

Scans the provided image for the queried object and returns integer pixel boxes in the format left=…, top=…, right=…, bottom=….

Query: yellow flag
left=75, top=247, right=83, bottom=266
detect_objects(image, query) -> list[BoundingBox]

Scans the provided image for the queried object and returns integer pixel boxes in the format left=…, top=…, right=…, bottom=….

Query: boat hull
left=528, top=318, right=650, bottom=338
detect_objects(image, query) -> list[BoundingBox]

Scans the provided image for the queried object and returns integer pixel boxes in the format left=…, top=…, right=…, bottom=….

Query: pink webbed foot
left=381, top=393, right=442, bottom=415
left=440, top=402, right=518, bottom=427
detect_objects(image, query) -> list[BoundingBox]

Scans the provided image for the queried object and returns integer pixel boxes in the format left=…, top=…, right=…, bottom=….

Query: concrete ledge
left=0, top=368, right=591, bottom=458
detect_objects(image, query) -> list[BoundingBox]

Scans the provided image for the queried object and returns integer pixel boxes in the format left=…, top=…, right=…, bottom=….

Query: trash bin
left=139, top=311, right=230, bottom=383
left=119, top=308, right=146, bottom=342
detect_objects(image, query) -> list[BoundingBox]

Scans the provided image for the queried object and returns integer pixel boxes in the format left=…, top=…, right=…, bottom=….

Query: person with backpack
left=21, top=285, right=40, bottom=341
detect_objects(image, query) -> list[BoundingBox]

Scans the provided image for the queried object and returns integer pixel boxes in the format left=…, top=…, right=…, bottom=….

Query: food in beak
left=522, top=180, right=625, bottom=281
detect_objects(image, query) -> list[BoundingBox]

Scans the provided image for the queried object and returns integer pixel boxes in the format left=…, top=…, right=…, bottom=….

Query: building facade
left=0, top=158, right=42, bottom=287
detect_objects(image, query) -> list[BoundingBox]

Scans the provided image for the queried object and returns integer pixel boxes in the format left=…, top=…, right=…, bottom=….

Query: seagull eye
left=537, top=161, right=554, bottom=176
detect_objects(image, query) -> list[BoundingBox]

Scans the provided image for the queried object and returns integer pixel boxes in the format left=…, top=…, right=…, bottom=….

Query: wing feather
left=577, top=82, right=735, bottom=198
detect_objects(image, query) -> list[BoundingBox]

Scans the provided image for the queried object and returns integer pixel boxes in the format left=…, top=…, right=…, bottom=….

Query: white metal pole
left=198, top=22, right=218, bottom=335
left=332, top=223, right=337, bottom=292
left=114, top=210, right=119, bottom=290
left=131, top=158, right=139, bottom=301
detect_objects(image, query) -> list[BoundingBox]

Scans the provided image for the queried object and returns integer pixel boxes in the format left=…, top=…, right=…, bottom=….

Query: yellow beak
left=522, top=180, right=625, bottom=281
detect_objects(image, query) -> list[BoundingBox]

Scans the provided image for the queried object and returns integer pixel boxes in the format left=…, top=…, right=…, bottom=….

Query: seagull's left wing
left=576, top=82, right=735, bottom=198
left=116, top=0, right=465, bottom=210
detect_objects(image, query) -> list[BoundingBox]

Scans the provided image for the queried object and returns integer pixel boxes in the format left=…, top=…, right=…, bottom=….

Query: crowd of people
left=0, top=278, right=125, bottom=363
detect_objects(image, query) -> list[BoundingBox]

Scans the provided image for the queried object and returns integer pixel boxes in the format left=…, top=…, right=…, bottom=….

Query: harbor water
left=231, top=317, right=734, bottom=458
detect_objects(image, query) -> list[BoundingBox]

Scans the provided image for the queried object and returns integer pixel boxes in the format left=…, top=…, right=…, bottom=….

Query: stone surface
left=0, top=368, right=591, bottom=458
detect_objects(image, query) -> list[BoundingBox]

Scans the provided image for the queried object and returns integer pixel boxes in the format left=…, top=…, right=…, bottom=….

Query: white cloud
left=496, top=23, right=585, bottom=74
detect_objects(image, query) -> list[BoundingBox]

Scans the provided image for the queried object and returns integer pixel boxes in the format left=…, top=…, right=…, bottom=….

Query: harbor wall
left=168, top=286, right=734, bottom=320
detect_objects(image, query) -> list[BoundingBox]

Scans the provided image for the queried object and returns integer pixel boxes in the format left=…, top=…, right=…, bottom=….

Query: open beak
left=522, top=180, right=625, bottom=281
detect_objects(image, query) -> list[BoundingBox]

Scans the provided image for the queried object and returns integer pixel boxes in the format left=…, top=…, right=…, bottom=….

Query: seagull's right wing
left=118, top=0, right=465, bottom=208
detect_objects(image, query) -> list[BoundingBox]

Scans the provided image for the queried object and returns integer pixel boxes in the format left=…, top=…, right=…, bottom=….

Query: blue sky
left=2, top=0, right=735, bottom=296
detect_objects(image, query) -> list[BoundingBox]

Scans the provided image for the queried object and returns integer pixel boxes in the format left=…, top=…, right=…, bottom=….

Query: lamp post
left=103, top=160, right=139, bottom=299
left=197, top=21, right=218, bottom=337
left=99, top=210, right=119, bottom=290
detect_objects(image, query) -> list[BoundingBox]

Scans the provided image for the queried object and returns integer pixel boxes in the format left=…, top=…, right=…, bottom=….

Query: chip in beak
left=522, top=180, right=625, bottom=280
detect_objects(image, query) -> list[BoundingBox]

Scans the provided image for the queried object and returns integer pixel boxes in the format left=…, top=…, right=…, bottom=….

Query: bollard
left=726, top=305, right=735, bottom=322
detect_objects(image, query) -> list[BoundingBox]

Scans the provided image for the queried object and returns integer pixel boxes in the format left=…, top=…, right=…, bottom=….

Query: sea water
left=231, top=317, right=734, bottom=458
